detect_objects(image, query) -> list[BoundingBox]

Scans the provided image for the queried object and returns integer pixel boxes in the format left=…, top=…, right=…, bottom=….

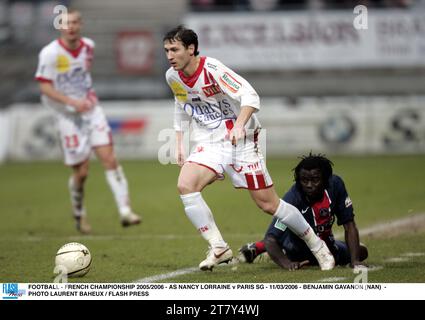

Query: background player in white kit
left=163, top=25, right=335, bottom=271
left=35, top=9, right=141, bottom=233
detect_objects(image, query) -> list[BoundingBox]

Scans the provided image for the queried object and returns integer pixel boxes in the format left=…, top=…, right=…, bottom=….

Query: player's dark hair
left=294, top=152, right=333, bottom=189
left=163, top=25, right=199, bottom=56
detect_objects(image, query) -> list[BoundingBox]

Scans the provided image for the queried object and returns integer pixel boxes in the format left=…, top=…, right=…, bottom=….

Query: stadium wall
left=2, top=96, right=425, bottom=162
left=184, top=10, right=425, bottom=71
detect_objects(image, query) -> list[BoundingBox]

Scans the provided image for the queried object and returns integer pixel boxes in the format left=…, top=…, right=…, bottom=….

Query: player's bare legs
left=177, top=162, right=217, bottom=194
left=249, top=187, right=335, bottom=270
left=178, top=163, right=233, bottom=270
left=94, top=144, right=141, bottom=227
left=69, top=159, right=91, bottom=234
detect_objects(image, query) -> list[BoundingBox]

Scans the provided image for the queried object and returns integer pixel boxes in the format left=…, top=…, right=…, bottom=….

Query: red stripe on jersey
left=245, top=174, right=256, bottom=189
left=178, top=56, right=206, bottom=88
left=58, top=38, right=85, bottom=58
left=256, top=174, right=266, bottom=189
left=208, top=71, right=217, bottom=84
left=35, top=77, right=53, bottom=83
left=235, top=184, right=274, bottom=190
left=203, top=68, right=210, bottom=85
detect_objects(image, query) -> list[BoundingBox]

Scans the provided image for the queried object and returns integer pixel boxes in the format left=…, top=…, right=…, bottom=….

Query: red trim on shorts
left=256, top=174, right=266, bottom=189
left=244, top=173, right=256, bottom=189
left=187, top=161, right=219, bottom=175
left=35, top=76, right=53, bottom=83
left=203, top=68, right=210, bottom=85
left=65, top=156, right=90, bottom=168
left=229, top=164, right=243, bottom=173
left=235, top=184, right=274, bottom=191
left=91, top=133, right=114, bottom=150
left=92, top=141, right=113, bottom=150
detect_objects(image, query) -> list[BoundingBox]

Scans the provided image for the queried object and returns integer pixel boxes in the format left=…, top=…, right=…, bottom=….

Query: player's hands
left=286, top=260, right=310, bottom=271
left=228, top=125, right=246, bottom=146
left=68, top=98, right=94, bottom=113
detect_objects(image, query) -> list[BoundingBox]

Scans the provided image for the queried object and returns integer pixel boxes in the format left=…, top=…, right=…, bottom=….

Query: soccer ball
left=55, top=242, right=92, bottom=277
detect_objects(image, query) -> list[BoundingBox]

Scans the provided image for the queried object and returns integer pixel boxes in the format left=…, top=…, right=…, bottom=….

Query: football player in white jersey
left=163, top=25, right=335, bottom=271
left=35, top=9, right=141, bottom=233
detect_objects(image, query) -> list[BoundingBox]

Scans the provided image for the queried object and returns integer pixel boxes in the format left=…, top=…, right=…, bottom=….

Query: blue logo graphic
left=2, top=283, right=26, bottom=299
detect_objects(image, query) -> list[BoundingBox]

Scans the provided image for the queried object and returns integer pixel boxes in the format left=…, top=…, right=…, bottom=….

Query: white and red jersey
left=165, top=56, right=261, bottom=144
left=35, top=37, right=95, bottom=117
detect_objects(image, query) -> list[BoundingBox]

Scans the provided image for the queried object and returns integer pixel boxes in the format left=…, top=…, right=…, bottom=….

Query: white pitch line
left=333, top=213, right=425, bottom=239
left=401, top=252, right=425, bottom=257
left=318, top=277, right=347, bottom=282
left=135, top=213, right=425, bottom=283
left=384, top=257, right=410, bottom=263
left=136, top=267, right=200, bottom=283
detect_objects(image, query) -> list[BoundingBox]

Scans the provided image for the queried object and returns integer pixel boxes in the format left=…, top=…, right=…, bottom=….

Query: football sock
left=273, top=199, right=322, bottom=251
left=105, top=166, right=131, bottom=217
left=255, top=241, right=266, bottom=255
left=180, top=192, right=227, bottom=249
left=68, top=175, right=85, bottom=217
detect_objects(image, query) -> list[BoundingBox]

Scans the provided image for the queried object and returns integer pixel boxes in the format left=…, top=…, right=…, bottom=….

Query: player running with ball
left=163, top=25, right=335, bottom=271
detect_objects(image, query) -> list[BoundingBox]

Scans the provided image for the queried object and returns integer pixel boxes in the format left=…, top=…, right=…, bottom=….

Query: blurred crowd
left=190, top=0, right=424, bottom=11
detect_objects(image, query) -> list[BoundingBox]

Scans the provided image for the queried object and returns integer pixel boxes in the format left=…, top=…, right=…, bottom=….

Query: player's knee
left=177, top=181, right=197, bottom=195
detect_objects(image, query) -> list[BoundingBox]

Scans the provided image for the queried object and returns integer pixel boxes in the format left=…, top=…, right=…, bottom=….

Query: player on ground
left=163, top=25, right=335, bottom=271
left=35, top=9, right=141, bottom=233
left=238, top=153, right=368, bottom=270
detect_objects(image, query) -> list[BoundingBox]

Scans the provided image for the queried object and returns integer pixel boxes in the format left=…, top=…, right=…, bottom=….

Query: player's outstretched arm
left=264, top=235, right=309, bottom=271
left=229, top=106, right=256, bottom=145
left=343, top=220, right=366, bottom=268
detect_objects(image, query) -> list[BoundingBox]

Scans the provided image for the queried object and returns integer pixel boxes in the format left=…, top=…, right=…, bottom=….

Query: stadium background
left=0, top=0, right=424, bottom=283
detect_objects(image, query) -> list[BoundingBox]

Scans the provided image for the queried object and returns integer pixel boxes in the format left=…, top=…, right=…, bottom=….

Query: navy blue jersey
left=265, top=175, right=354, bottom=264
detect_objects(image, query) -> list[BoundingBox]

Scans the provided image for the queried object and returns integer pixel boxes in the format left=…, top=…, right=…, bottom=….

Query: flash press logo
left=2, top=283, right=26, bottom=299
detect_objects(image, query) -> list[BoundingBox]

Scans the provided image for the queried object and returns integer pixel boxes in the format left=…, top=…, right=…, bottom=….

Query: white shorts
left=186, top=139, right=273, bottom=190
left=57, top=106, right=112, bottom=166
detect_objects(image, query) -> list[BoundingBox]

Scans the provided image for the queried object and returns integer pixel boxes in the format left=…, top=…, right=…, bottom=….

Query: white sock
left=273, top=199, right=321, bottom=251
left=105, top=166, right=131, bottom=217
left=180, top=192, right=227, bottom=248
left=68, top=176, right=85, bottom=217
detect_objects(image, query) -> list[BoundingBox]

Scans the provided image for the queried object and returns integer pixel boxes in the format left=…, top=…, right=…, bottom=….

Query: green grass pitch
left=0, top=155, right=424, bottom=283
